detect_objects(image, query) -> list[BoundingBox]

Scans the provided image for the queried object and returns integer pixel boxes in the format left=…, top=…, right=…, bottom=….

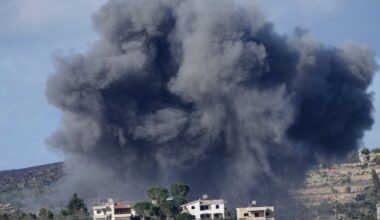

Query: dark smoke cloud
left=45, top=0, right=377, bottom=218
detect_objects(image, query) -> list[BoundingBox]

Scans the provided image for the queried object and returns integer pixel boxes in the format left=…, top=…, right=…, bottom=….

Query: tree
left=175, top=213, right=192, bottom=220
left=38, top=208, right=54, bottom=219
left=159, top=200, right=177, bottom=219
left=28, top=213, right=37, bottom=219
left=170, top=183, right=190, bottom=205
left=67, top=193, right=88, bottom=215
left=60, top=209, right=69, bottom=217
left=38, top=208, right=48, bottom=217
left=170, top=184, right=190, bottom=198
left=225, top=209, right=233, bottom=220
left=361, top=148, right=370, bottom=155
left=0, top=214, right=9, bottom=220
left=147, top=187, right=169, bottom=204
left=175, top=197, right=187, bottom=206
left=133, top=202, right=153, bottom=218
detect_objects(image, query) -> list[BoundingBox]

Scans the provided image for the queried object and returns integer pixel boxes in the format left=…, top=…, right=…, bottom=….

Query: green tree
left=60, top=209, right=69, bottom=217
left=159, top=200, right=177, bottom=219
left=28, top=213, right=37, bottom=220
left=150, top=206, right=161, bottom=218
left=170, top=183, right=190, bottom=205
left=67, top=193, right=88, bottom=215
left=170, top=184, right=190, bottom=198
left=147, top=187, right=169, bottom=204
left=175, top=197, right=187, bottom=206
left=175, top=212, right=192, bottom=220
left=133, top=202, right=153, bottom=218
left=362, top=148, right=370, bottom=155
left=225, top=209, right=233, bottom=220
left=0, top=213, right=9, bottom=220
left=38, top=208, right=48, bottom=217
left=38, top=208, right=54, bottom=219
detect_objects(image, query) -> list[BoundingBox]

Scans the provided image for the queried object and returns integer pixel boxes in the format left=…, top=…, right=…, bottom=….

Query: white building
left=236, top=205, right=274, bottom=220
left=93, top=199, right=133, bottom=220
left=180, top=196, right=225, bottom=219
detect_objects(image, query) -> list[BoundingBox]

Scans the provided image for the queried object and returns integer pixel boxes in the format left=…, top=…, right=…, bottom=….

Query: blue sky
left=0, top=0, right=379, bottom=170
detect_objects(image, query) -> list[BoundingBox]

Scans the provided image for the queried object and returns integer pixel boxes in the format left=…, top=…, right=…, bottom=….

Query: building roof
left=93, top=205, right=107, bottom=210
left=181, top=199, right=225, bottom=207
left=236, top=206, right=274, bottom=211
left=114, top=203, right=131, bottom=209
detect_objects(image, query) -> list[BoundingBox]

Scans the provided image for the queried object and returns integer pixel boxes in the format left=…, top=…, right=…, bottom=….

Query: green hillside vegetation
left=133, top=183, right=194, bottom=220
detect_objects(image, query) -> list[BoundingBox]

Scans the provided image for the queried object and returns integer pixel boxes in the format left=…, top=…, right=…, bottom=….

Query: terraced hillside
left=295, top=151, right=380, bottom=206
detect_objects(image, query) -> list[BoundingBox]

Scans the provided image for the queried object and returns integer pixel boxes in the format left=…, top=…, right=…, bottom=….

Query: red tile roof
left=114, top=203, right=130, bottom=209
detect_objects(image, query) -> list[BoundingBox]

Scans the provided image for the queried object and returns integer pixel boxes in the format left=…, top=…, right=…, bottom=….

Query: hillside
left=0, top=162, right=64, bottom=208
left=1, top=152, right=380, bottom=218
left=0, top=162, right=64, bottom=193
left=292, top=150, right=380, bottom=219
left=295, top=151, right=380, bottom=205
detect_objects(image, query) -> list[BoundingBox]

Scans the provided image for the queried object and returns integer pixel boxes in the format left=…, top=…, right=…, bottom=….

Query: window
left=244, top=213, right=249, bottom=217
left=201, top=214, right=210, bottom=219
left=266, top=211, right=271, bottom=216
left=96, top=210, right=101, bottom=214
left=115, top=208, right=131, bottom=214
left=191, top=206, right=195, bottom=209
left=215, top=205, right=219, bottom=209
left=200, top=205, right=209, bottom=210
left=254, top=213, right=259, bottom=217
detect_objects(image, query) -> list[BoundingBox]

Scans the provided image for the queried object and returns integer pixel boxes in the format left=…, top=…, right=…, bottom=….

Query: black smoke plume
left=45, top=0, right=378, bottom=218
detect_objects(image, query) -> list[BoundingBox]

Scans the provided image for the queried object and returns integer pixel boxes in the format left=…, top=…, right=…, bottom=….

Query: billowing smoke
left=45, top=0, right=377, bottom=218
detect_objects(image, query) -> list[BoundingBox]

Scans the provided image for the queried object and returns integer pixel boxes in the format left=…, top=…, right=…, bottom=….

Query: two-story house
left=180, top=195, right=225, bottom=219
left=93, top=199, right=133, bottom=220
left=236, top=205, right=274, bottom=220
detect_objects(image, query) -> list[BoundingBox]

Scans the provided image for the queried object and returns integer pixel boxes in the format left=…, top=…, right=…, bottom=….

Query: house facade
left=93, top=199, right=133, bottom=220
left=236, top=206, right=274, bottom=220
left=180, top=197, right=225, bottom=219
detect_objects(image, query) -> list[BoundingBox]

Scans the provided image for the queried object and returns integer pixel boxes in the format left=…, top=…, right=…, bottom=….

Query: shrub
left=67, top=193, right=87, bottom=215
left=361, top=148, right=370, bottom=155
left=176, top=213, right=192, bottom=220
left=354, top=193, right=366, bottom=201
